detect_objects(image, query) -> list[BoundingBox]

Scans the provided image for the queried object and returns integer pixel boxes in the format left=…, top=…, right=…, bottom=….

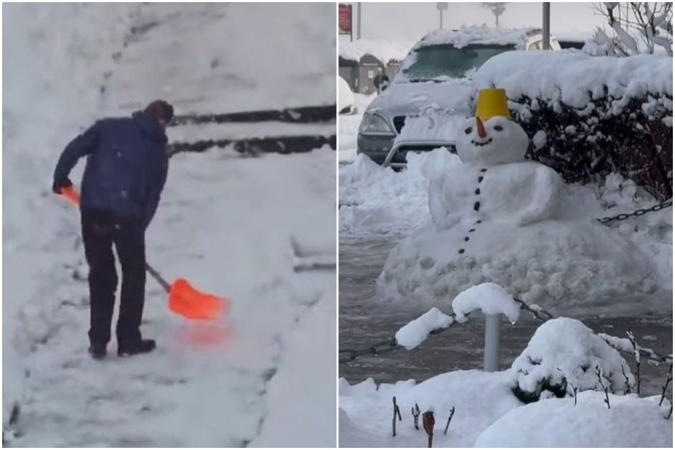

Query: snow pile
left=511, top=318, right=634, bottom=403
left=376, top=218, right=663, bottom=315
left=339, top=371, right=522, bottom=448
left=339, top=148, right=461, bottom=235
left=475, top=391, right=672, bottom=447
left=473, top=50, right=673, bottom=112
left=452, top=283, right=520, bottom=324
left=411, top=25, right=539, bottom=51
left=395, top=308, right=453, bottom=350
left=339, top=39, right=414, bottom=64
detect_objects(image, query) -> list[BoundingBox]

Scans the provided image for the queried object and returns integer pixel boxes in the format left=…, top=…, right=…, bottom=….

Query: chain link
left=340, top=297, right=671, bottom=365
left=597, top=199, right=672, bottom=225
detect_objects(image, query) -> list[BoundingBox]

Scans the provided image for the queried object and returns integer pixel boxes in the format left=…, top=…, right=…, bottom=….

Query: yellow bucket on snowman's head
left=475, top=88, right=511, bottom=121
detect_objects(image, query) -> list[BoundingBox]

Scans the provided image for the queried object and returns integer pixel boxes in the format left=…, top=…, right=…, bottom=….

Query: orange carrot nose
left=476, top=117, right=487, bottom=139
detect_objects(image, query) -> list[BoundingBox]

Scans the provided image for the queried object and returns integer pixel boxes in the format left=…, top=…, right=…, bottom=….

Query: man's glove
left=52, top=178, right=73, bottom=195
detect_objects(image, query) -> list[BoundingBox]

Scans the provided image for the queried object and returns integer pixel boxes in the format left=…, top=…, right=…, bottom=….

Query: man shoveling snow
left=52, top=100, right=174, bottom=359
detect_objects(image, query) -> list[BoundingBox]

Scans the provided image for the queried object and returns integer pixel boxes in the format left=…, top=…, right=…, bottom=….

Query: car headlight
left=359, top=113, right=395, bottom=135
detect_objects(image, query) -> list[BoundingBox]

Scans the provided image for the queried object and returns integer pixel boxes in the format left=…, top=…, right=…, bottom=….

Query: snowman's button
left=458, top=249, right=465, bottom=254
left=480, top=168, right=488, bottom=172
left=464, top=237, right=469, bottom=242
left=475, top=188, right=481, bottom=195
left=478, top=176, right=484, bottom=183
left=469, top=229, right=476, bottom=233
left=474, top=201, right=481, bottom=211
left=476, top=220, right=482, bottom=224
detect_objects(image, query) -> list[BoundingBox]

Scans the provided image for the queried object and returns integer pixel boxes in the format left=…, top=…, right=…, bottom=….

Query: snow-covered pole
left=451, top=283, right=519, bottom=372
left=542, top=2, right=551, bottom=50
left=484, top=314, right=502, bottom=372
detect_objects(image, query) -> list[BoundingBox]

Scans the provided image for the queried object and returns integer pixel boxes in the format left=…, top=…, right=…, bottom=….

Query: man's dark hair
left=145, top=100, right=174, bottom=124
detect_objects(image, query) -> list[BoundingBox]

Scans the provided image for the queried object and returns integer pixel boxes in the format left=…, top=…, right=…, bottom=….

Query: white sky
left=340, top=1, right=609, bottom=41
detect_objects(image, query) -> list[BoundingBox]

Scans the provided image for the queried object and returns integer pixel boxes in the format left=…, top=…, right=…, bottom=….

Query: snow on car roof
left=413, top=25, right=543, bottom=50
left=339, top=38, right=416, bottom=64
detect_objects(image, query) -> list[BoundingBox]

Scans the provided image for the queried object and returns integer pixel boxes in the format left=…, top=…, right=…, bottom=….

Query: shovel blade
left=168, top=278, right=229, bottom=320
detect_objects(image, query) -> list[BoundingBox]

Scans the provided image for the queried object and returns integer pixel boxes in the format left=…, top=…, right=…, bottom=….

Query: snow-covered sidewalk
left=4, top=3, right=336, bottom=446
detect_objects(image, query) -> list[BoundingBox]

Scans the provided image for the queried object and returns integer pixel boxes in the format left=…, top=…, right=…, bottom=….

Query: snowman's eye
left=494, top=125, right=504, bottom=131
left=464, top=127, right=472, bottom=135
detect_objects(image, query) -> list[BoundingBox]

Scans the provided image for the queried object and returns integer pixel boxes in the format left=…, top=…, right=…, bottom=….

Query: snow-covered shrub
left=474, top=51, right=673, bottom=200
left=510, top=318, right=635, bottom=404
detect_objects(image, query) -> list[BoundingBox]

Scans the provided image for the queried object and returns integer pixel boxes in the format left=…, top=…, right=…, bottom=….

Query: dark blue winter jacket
left=54, top=111, right=169, bottom=229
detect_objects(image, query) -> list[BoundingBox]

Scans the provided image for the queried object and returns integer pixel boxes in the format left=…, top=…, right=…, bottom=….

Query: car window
left=402, top=44, right=515, bottom=81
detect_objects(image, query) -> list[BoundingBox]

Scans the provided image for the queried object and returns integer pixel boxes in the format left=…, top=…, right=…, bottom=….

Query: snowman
left=428, top=88, right=563, bottom=242
left=376, top=87, right=661, bottom=309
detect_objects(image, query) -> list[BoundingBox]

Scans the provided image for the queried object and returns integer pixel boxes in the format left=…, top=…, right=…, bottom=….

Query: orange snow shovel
left=60, top=186, right=229, bottom=321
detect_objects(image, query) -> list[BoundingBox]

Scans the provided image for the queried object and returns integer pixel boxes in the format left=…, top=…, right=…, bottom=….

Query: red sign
left=339, top=4, right=352, bottom=35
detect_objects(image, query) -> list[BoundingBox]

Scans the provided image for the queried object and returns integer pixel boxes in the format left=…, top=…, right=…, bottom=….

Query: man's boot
left=88, top=342, right=107, bottom=360
left=118, top=339, right=156, bottom=357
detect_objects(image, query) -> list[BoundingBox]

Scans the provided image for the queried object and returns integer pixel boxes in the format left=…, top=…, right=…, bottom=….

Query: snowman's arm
left=428, top=178, right=459, bottom=230
left=516, top=166, right=561, bottom=226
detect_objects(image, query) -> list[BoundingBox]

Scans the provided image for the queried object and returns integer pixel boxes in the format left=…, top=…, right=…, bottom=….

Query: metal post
left=440, top=10, right=443, bottom=30
left=357, top=2, right=362, bottom=40
left=484, top=314, right=501, bottom=372
left=542, top=2, right=551, bottom=50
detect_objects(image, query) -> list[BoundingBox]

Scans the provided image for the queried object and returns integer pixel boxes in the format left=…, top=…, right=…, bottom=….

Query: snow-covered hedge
left=511, top=318, right=635, bottom=403
left=474, top=51, right=673, bottom=200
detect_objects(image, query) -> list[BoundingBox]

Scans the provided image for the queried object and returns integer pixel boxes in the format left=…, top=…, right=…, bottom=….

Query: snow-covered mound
left=475, top=392, right=672, bottom=447
left=376, top=217, right=662, bottom=315
left=339, top=149, right=460, bottom=233
left=511, top=318, right=634, bottom=402
left=339, top=371, right=522, bottom=448
left=473, top=50, right=673, bottom=112
left=4, top=3, right=335, bottom=446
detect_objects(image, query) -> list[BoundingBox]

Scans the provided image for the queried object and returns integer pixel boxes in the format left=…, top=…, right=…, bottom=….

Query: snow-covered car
left=356, top=26, right=561, bottom=167
left=339, top=76, right=356, bottom=115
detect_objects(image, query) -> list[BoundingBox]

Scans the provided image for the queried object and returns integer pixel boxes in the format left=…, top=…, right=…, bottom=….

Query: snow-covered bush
left=511, top=318, right=635, bottom=403
left=585, top=3, right=673, bottom=57
left=474, top=51, right=673, bottom=200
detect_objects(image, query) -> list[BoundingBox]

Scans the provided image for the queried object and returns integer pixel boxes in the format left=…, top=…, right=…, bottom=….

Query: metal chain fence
left=339, top=297, right=672, bottom=365
left=597, top=199, right=672, bottom=225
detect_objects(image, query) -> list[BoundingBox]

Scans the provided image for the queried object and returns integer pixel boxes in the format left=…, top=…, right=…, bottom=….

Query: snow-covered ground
left=4, top=3, right=335, bottom=446
left=341, top=313, right=673, bottom=448
left=338, top=94, right=375, bottom=164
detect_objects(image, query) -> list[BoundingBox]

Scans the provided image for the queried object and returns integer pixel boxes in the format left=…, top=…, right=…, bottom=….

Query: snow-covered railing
left=166, top=104, right=337, bottom=156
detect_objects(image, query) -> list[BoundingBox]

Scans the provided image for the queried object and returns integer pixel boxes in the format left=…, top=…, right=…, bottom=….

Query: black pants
left=81, top=209, right=146, bottom=346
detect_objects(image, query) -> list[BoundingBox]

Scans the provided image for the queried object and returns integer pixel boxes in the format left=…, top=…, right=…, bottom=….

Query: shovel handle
left=145, top=262, right=171, bottom=292
left=60, top=187, right=172, bottom=293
